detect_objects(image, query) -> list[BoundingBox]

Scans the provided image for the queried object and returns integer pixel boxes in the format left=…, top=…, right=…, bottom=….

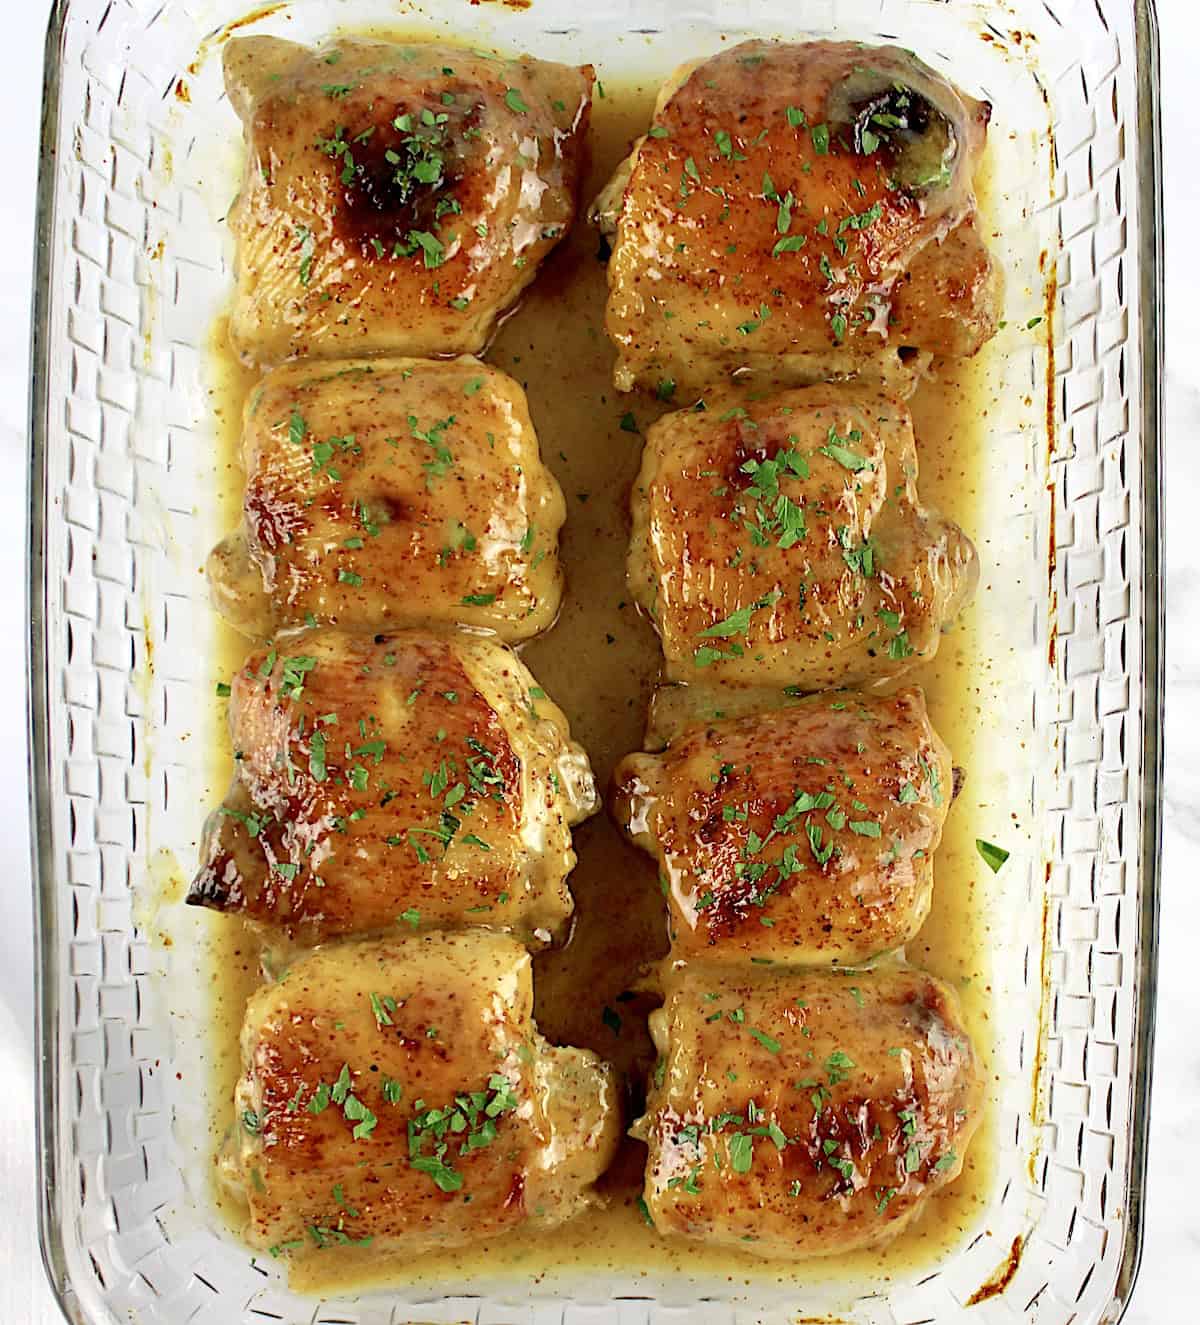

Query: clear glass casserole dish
left=27, top=1, right=1163, bottom=1322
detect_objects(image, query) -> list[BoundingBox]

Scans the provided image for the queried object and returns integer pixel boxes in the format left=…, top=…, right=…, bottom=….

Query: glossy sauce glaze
left=612, top=688, right=954, bottom=967
left=224, top=35, right=593, bottom=364
left=200, top=68, right=1004, bottom=1297
left=207, top=356, right=568, bottom=641
left=594, top=40, right=1001, bottom=394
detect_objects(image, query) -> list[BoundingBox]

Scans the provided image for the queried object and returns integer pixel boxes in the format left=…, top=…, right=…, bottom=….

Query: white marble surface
left=0, top=2, right=1192, bottom=1319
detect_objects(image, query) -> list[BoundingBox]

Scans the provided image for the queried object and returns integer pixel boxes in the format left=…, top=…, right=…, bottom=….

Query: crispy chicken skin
left=593, top=40, right=1001, bottom=395
left=635, top=962, right=982, bottom=1257
left=223, top=932, right=620, bottom=1257
left=208, top=357, right=565, bottom=641
left=628, top=385, right=977, bottom=689
left=613, top=688, right=952, bottom=966
left=224, top=36, right=593, bottom=365
left=188, top=629, right=597, bottom=946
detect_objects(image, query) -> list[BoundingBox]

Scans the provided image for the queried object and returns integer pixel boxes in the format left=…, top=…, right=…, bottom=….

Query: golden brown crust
left=207, top=357, right=565, bottom=641
left=628, top=384, right=978, bottom=689
left=600, top=39, right=1000, bottom=393
left=189, top=629, right=596, bottom=946
left=889, top=217, right=1005, bottom=358
left=225, top=933, right=620, bottom=1255
left=613, top=687, right=952, bottom=965
left=225, top=36, right=593, bottom=364
left=638, top=962, right=982, bottom=1257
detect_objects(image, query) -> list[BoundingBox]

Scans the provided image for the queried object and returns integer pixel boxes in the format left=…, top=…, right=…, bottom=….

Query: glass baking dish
left=27, top=1, right=1163, bottom=1322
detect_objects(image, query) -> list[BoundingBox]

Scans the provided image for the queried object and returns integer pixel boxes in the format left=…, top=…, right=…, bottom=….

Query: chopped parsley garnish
left=296, top=227, right=315, bottom=286
left=343, top=1094, right=377, bottom=1140
left=698, top=591, right=781, bottom=643
left=728, top=1132, right=754, bottom=1173
left=824, top=1049, right=855, bottom=1085
left=369, top=992, right=396, bottom=1027
left=218, top=806, right=263, bottom=837
left=838, top=202, right=883, bottom=235
left=818, top=426, right=869, bottom=472
left=736, top=303, right=772, bottom=335
left=407, top=1073, right=519, bottom=1193
left=411, top=413, right=455, bottom=485
left=887, top=631, right=915, bottom=660
left=773, top=234, right=807, bottom=257
left=405, top=230, right=445, bottom=269
left=738, top=447, right=810, bottom=548
left=838, top=526, right=881, bottom=578
left=278, top=654, right=317, bottom=698
left=976, top=839, right=1010, bottom=872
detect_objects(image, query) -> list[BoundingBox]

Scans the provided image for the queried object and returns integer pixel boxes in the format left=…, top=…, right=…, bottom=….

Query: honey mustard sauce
left=196, top=69, right=1008, bottom=1300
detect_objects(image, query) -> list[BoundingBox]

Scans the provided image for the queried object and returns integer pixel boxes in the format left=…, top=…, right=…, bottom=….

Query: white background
left=0, top=2, right=1192, bottom=1319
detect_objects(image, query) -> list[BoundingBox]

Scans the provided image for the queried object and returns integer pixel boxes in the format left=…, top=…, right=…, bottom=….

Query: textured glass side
left=28, top=2, right=1161, bottom=1324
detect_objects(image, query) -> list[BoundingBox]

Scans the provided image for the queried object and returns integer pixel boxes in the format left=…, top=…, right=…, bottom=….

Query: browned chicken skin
left=594, top=40, right=1001, bottom=395
left=223, top=932, right=620, bottom=1257
left=208, top=356, right=565, bottom=641
left=628, top=384, right=978, bottom=690
left=224, top=36, right=593, bottom=364
left=614, top=687, right=952, bottom=966
left=189, top=629, right=597, bottom=946
left=635, top=962, right=982, bottom=1257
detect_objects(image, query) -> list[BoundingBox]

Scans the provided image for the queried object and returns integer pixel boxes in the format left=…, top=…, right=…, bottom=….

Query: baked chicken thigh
left=224, top=36, right=592, bottom=364
left=223, top=932, right=619, bottom=1258
left=208, top=357, right=564, bottom=641
left=614, top=687, right=952, bottom=966
left=635, top=962, right=981, bottom=1257
left=189, top=629, right=596, bottom=946
left=593, top=40, right=1001, bottom=395
left=628, top=385, right=977, bottom=689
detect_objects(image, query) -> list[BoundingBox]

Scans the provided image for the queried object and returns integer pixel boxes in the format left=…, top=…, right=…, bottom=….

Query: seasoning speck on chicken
left=189, top=629, right=597, bottom=947
left=224, top=35, right=593, bottom=365
left=592, top=39, right=1002, bottom=395
left=208, top=356, right=564, bottom=642
left=224, top=932, right=620, bottom=1258
left=627, top=385, right=977, bottom=690
left=635, top=962, right=982, bottom=1257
